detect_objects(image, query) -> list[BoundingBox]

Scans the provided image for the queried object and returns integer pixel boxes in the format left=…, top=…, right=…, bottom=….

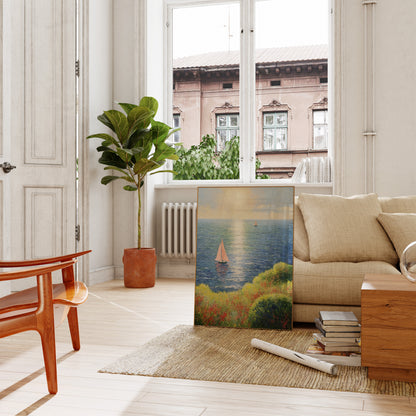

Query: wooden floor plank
left=0, top=278, right=415, bottom=415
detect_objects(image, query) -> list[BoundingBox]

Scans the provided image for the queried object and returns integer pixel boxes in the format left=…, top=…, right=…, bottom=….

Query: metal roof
left=173, top=44, right=328, bottom=69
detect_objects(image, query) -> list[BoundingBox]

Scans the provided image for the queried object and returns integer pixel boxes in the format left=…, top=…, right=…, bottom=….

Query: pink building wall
left=173, top=59, right=328, bottom=178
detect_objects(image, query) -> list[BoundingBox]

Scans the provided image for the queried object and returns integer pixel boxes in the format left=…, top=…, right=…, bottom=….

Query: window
left=313, top=109, right=328, bottom=150
left=216, top=114, right=239, bottom=151
left=263, top=112, right=288, bottom=150
left=172, top=114, right=181, bottom=144
left=167, top=0, right=329, bottom=182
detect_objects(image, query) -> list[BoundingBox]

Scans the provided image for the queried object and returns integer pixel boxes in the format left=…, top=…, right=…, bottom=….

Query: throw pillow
left=377, top=213, right=416, bottom=258
left=293, top=198, right=310, bottom=261
left=379, top=195, right=416, bottom=213
left=298, top=193, right=398, bottom=264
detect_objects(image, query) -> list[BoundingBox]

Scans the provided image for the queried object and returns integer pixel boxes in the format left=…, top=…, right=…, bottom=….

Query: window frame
left=312, top=109, right=328, bottom=150
left=263, top=111, right=288, bottom=151
left=164, top=0, right=332, bottom=185
left=172, top=113, right=181, bottom=144
left=216, top=113, right=240, bottom=151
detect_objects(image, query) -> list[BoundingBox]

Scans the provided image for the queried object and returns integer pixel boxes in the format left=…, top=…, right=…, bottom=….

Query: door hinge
left=75, top=224, right=81, bottom=241
left=75, top=60, right=80, bottom=77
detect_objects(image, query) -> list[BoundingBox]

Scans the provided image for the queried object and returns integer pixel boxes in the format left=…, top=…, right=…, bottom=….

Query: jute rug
left=100, top=325, right=416, bottom=396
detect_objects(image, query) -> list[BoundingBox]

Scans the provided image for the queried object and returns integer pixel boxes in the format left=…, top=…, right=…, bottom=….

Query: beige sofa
left=293, top=193, right=416, bottom=323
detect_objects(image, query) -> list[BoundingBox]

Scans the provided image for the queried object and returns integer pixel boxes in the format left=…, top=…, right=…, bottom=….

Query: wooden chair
left=0, top=250, right=91, bottom=394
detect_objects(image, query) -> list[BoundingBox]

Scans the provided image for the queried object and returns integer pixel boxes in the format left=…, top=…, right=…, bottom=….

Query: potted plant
left=87, top=96, right=179, bottom=287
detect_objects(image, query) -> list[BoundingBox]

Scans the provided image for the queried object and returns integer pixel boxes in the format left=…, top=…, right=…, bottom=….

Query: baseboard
left=157, top=259, right=196, bottom=279
left=87, top=266, right=115, bottom=286
left=114, top=265, right=124, bottom=280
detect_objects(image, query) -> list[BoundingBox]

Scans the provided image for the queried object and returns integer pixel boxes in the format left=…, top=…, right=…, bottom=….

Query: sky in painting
left=173, top=0, right=328, bottom=59
left=197, top=187, right=293, bottom=220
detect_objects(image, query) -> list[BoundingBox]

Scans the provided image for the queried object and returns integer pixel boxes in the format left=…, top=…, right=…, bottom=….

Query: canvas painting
left=194, top=186, right=294, bottom=329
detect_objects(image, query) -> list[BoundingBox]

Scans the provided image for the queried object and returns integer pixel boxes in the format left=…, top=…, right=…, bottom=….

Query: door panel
left=24, top=187, right=64, bottom=259
left=2, top=0, right=77, bottom=291
left=24, top=0, right=64, bottom=165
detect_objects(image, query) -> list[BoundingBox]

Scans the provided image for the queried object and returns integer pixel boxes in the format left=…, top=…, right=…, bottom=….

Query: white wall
left=105, top=0, right=416, bottom=281
left=334, top=0, right=416, bottom=196
left=112, top=0, right=140, bottom=277
left=374, top=0, right=416, bottom=195
left=87, top=0, right=115, bottom=284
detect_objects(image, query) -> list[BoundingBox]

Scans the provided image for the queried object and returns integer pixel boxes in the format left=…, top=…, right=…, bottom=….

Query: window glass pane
left=172, top=114, right=181, bottom=143
left=171, top=3, right=240, bottom=180
left=276, top=112, right=287, bottom=127
left=264, top=114, right=274, bottom=126
left=255, top=0, right=328, bottom=179
left=263, top=130, right=274, bottom=150
left=313, top=110, right=325, bottom=124
left=276, top=128, right=287, bottom=149
left=313, top=124, right=328, bottom=149
left=230, top=115, right=238, bottom=127
left=218, top=116, right=227, bottom=127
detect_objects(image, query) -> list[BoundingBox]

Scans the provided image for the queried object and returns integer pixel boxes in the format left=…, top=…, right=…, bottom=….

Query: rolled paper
left=251, top=338, right=338, bottom=376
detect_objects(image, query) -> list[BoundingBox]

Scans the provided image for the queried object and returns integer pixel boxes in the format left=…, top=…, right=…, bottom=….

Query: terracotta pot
left=123, top=248, right=156, bottom=288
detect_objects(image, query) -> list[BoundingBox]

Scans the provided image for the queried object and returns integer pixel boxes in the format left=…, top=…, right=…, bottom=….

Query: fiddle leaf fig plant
left=87, top=96, right=179, bottom=248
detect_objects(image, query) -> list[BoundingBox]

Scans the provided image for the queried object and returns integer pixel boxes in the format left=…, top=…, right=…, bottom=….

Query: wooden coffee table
left=361, top=273, right=416, bottom=382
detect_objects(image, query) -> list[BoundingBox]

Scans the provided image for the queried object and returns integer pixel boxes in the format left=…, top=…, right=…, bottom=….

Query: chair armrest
left=0, top=260, right=76, bottom=281
left=0, top=250, right=91, bottom=268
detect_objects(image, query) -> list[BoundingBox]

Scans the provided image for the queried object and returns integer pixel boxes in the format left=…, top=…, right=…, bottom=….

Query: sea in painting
left=194, top=187, right=294, bottom=330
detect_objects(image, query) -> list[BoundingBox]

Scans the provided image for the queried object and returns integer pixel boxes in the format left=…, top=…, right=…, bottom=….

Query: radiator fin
left=161, top=202, right=197, bottom=258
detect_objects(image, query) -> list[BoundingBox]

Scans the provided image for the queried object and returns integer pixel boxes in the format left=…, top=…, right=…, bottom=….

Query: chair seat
left=0, top=282, right=88, bottom=315
left=0, top=251, right=90, bottom=394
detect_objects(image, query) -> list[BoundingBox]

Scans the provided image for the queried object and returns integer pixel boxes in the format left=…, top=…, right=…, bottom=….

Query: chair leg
left=67, top=307, right=81, bottom=351
left=39, top=328, right=58, bottom=394
left=37, top=273, right=58, bottom=394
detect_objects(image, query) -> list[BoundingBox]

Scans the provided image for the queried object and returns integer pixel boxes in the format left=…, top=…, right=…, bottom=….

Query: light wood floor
left=1, top=278, right=415, bottom=416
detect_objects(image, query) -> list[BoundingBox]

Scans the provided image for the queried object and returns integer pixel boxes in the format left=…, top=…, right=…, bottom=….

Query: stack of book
left=305, top=311, right=361, bottom=366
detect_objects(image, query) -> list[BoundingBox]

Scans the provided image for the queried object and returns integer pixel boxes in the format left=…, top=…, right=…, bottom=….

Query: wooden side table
left=361, top=274, right=416, bottom=382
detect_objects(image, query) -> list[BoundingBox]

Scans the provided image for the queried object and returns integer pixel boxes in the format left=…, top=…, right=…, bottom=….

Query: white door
left=1, top=0, right=77, bottom=290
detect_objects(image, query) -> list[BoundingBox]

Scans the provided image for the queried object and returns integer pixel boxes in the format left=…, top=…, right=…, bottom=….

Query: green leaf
left=98, top=151, right=127, bottom=169
left=123, top=185, right=138, bottom=191
left=152, top=142, right=178, bottom=162
left=116, top=148, right=133, bottom=163
left=97, top=113, right=115, bottom=132
left=150, top=169, right=176, bottom=175
left=96, top=145, right=114, bottom=153
left=139, top=96, right=158, bottom=114
left=127, top=107, right=154, bottom=138
left=118, top=102, right=137, bottom=115
left=165, top=127, right=181, bottom=141
left=103, top=110, right=129, bottom=143
left=87, top=133, right=116, bottom=143
left=150, top=121, right=170, bottom=144
left=103, top=166, right=130, bottom=176
left=101, top=175, right=121, bottom=185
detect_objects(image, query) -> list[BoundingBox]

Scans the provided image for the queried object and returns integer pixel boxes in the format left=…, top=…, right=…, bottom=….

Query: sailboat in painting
left=215, top=239, right=229, bottom=263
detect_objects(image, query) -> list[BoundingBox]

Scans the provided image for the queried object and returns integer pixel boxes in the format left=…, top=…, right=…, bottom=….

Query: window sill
left=155, top=181, right=333, bottom=191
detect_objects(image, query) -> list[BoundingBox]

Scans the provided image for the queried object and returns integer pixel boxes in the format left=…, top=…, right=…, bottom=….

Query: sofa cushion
left=298, top=193, right=398, bottom=264
left=293, top=257, right=401, bottom=305
left=377, top=213, right=416, bottom=258
left=380, top=195, right=416, bottom=213
left=294, top=198, right=310, bottom=262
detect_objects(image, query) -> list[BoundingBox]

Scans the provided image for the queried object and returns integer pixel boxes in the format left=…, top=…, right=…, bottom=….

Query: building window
left=263, top=112, right=288, bottom=151
left=216, top=114, right=239, bottom=151
left=313, top=109, right=328, bottom=149
left=172, top=114, right=181, bottom=144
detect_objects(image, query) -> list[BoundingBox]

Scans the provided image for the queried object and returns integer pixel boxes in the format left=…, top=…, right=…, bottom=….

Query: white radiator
left=160, top=202, right=198, bottom=258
